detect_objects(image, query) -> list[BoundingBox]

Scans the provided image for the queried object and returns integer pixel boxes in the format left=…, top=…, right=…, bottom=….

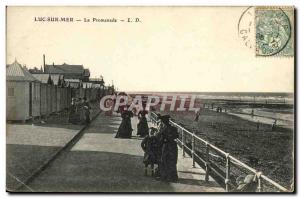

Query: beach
left=162, top=106, right=293, bottom=189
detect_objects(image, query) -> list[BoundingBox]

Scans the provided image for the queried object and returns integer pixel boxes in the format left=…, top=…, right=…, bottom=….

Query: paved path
left=7, top=123, right=83, bottom=191
left=21, top=113, right=224, bottom=192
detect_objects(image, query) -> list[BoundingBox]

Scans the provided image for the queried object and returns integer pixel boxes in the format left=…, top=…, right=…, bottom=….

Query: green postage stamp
left=255, top=6, right=294, bottom=57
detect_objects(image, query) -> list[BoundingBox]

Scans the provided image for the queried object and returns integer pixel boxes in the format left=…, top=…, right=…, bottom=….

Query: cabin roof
left=6, top=61, right=39, bottom=82
left=45, top=63, right=84, bottom=74
left=50, top=74, right=64, bottom=85
left=32, top=74, right=52, bottom=84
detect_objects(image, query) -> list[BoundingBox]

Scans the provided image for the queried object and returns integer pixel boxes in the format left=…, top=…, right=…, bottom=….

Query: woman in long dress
left=158, top=115, right=179, bottom=182
left=115, top=110, right=133, bottom=138
left=137, top=110, right=149, bottom=137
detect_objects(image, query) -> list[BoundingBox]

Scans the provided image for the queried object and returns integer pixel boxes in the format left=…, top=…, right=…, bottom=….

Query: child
left=141, top=127, right=159, bottom=176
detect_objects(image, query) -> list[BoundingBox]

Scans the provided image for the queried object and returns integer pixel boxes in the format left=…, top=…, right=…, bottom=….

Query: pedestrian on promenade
left=158, top=115, right=179, bottom=182
left=77, top=97, right=85, bottom=124
left=154, top=117, right=163, bottom=179
left=83, top=97, right=91, bottom=124
left=69, top=98, right=80, bottom=124
left=137, top=109, right=149, bottom=137
left=141, top=127, right=159, bottom=176
left=115, top=110, right=133, bottom=138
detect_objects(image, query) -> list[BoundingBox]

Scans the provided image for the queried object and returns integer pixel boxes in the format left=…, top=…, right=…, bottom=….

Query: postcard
left=6, top=6, right=295, bottom=193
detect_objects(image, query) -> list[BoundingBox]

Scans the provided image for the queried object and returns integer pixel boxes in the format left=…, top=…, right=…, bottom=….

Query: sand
left=162, top=108, right=293, bottom=190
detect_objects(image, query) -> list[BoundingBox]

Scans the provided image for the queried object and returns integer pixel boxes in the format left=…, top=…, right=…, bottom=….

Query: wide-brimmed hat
left=158, top=115, right=171, bottom=124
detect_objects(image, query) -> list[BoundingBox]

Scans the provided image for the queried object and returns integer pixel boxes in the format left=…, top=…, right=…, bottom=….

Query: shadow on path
left=22, top=151, right=173, bottom=192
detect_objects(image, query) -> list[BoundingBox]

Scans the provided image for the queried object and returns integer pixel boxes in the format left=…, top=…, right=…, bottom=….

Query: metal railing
left=150, top=112, right=289, bottom=192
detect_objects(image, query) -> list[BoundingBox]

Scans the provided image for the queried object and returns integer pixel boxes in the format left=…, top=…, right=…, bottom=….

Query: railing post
left=257, top=172, right=263, bottom=192
left=205, top=143, right=210, bottom=182
left=182, top=128, right=185, bottom=158
left=192, top=131, right=195, bottom=168
left=225, top=153, right=230, bottom=192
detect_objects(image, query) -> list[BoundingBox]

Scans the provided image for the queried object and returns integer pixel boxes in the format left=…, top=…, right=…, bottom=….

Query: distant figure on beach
left=256, top=121, right=260, bottom=131
left=137, top=109, right=149, bottom=137
left=194, top=109, right=200, bottom=121
left=251, top=109, right=254, bottom=117
left=141, top=127, right=159, bottom=176
left=115, top=110, right=133, bottom=138
left=272, top=119, right=277, bottom=131
left=158, top=115, right=179, bottom=182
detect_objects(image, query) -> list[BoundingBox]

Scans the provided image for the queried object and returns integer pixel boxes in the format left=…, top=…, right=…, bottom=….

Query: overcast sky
left=6, top=6, right=294, bottom=92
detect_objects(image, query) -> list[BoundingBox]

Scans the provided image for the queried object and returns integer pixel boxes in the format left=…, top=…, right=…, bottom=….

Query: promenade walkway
left=20, top=112, right=224, bottom=192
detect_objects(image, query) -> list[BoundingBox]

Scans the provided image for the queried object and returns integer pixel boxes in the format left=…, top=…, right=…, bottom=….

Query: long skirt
left=160, top=142, right=178, bottom=181
left=115, top=118, right=132, bottom=138
left=137, top=117, right=149, bottom=137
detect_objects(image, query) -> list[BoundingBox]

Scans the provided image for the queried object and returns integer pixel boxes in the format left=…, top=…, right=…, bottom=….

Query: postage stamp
left=255, top=6, right=294, bottom=57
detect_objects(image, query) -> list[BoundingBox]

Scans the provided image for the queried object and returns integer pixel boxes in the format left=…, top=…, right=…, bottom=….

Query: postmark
left=238, top=7, right=255, bottom=50
left=255, top=6, right=294, bottom=57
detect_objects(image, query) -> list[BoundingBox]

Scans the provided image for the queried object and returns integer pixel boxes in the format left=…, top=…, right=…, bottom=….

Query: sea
left=128, top=91, right=294, bottom=129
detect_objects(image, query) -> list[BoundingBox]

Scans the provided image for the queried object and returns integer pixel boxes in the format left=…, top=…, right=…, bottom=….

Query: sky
left=6, top=6, right=294, bottom=92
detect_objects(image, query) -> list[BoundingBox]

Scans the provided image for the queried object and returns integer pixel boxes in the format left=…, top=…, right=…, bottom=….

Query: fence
left=149, top=112, right=289, bottom=192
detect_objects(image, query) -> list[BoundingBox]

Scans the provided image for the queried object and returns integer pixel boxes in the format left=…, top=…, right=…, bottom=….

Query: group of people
left=114, top=108, right=149, bottom=138
left=68, top=97, right=91, bottom=125
left=141, top=114, right=179, bottom=182
left=115, top=109, right=179, bottom=182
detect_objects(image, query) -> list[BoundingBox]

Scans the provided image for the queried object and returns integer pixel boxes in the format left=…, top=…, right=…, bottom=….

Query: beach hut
left=50, top=85, right=57, bottom=113
left=6, top=61, right=41, bottom=121
left=32, top=74, right=52, bottom=117
left=83, top=82, right=93, bottom=101
left=91, top=83, right=101, bottom=101
left=65, top=79, right=82, bottom=99
left=66, top=86, right=72, bottom=108
left=51, top=74, right=64, bottom=112
left=63, top=81, right=71, bottom=108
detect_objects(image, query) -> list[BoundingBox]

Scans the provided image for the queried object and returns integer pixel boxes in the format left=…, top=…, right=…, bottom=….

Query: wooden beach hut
left=51, top=74, right=64, bottom=112
left=91, top=83, right=101, bottom=101
left=83, top=82, right=93, bottom=101
left=6, top=61, right=41, bottom=121
left=32, top=74, right=52, bottom=117
left=63, top=81, right=72, bottom=108
left=50, top=85, right=57, bottom=113
left=65, top=79, right=81, bottom=99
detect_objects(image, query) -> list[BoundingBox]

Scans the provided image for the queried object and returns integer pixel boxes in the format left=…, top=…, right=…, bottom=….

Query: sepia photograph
left=5, top=5, right=295, bottom=193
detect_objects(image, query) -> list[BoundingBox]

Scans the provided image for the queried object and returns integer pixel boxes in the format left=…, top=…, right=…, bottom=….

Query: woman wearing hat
left=157, top=115, right=179, bottom=182
left=137, top=109, right=149, bottom=137
left=115, top=110, right=133, bottom=138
